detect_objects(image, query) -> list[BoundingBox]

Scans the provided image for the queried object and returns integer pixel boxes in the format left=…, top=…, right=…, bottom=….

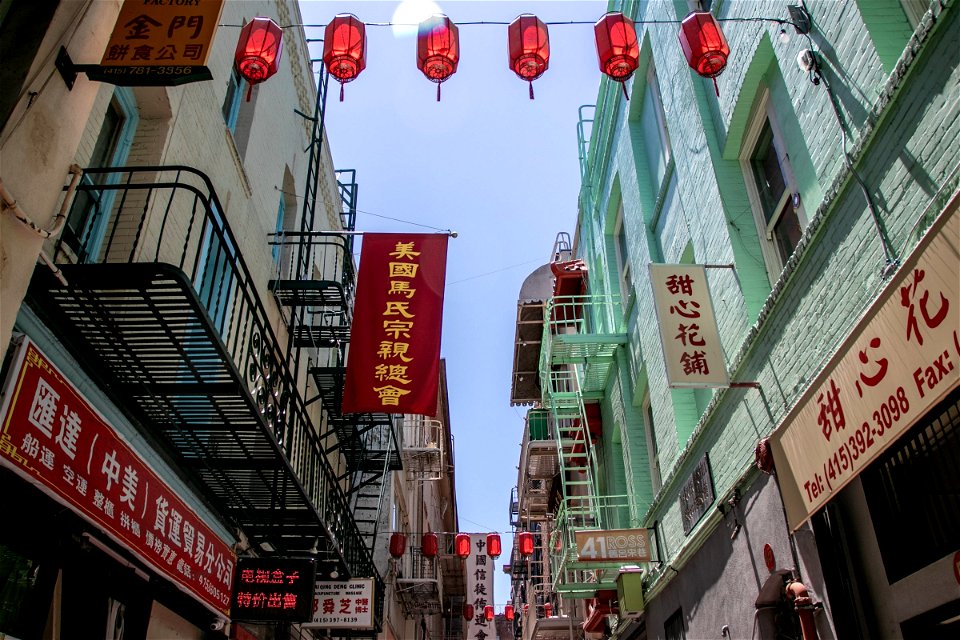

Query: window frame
left=740, top=89, right=806, bottom=280
left=642, top=393, right=662, bottom=494
left=613, top=203, right=634, bottom=313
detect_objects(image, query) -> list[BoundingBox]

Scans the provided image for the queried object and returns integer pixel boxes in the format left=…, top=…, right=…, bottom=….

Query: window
left=614, top=206, right=633, bottom=309
left=272, top=197, right=285, bottom=266
left=222, top=68, right=246, bottom=133
left=642, top=63, right=672, bottom=195
left=742, top=92, right=805, bottom=278
left=643, top=395, right=662, bottom=494
left=665, top=608, right=686, bottom=640
left=62, top=88, right=138, bottom=262
left=900, top=0, right=928, bottom=26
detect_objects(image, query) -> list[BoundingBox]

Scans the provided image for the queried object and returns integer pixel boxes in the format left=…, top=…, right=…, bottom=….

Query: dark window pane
left=750, top=121, right=786, bottom=224
left=773, top=201, right=803, bottom=263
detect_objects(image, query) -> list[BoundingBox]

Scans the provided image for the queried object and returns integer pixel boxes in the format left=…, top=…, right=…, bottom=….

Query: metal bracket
left=55, top=46, right=101, bottom=91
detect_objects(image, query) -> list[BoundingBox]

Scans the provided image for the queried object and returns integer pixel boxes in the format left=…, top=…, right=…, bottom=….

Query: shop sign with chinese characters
left=231, top=557, right=317, bottom=622
left=0, top=337, right=235, bottom=615
left=93, top=0, right=224, bottom=85
left=342, top=234, right=449, bottom=415
left=575, top=528, right=651, bottom=563
left=771, top=208, right=959, bottom=531
left=303, top=578, right=375, bottom=630
left=465, top=534, right=495, bottom=639
left=649, top=264, right=729, bottom=387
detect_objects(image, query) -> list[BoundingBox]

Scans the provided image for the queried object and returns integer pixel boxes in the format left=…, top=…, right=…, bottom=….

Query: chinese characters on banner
left=93, top=0, right=224, bottom=85
left=649, top=264, right=729, bottom=387
left=771, top=209, right=959, bottom=530
left=303, top=578, right=375, bottom=630
left=342, top=234, right=449, bottom=415
left=231, top=557, right=317, bottom=622
left=465, top=534, right=495, bottom=640
left=0, top=338, right=235, bottom=615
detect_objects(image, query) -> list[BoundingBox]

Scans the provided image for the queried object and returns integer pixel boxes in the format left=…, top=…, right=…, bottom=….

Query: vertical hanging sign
left=465, top=533, right=495, bottom=639
left=649, top=264, right=729, bottom=387
left=342, top=233, right=449, bottom=415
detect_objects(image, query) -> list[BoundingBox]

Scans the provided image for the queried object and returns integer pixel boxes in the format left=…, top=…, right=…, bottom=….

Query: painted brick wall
left=578, top=0, right=958, bottom=568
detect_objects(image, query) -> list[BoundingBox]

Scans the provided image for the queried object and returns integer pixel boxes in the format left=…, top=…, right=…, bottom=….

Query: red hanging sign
left=342, top=234, right=448, bottom=415
left=0, top=337, right=236, bottom=616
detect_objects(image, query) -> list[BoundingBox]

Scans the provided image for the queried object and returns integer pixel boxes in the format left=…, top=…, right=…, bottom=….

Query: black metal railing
left=51, top=165, right=376, bottom=578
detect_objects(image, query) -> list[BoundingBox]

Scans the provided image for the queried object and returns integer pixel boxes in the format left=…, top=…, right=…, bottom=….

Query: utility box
left=616, top=567, right=645, bottom=617
left=528, top=409, right=549, bottom=440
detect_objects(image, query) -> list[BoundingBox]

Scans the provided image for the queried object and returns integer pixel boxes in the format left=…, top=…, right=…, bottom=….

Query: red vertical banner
left=342, top=233, right=448, bottom=415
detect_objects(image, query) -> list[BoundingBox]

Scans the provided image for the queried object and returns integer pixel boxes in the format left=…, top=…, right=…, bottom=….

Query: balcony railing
left=540, top=293, right=626, bottom=399
left=35, top=165, right=377, bottom=581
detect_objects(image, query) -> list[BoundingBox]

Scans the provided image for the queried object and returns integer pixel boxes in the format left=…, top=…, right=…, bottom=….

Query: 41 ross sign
left=575, top=529, right=652, bottom=563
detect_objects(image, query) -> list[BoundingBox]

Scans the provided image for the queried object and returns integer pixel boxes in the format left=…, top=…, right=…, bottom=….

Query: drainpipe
left=785, top=579, right=820, bottom=640
left=0, top=164, right=82, bottom=286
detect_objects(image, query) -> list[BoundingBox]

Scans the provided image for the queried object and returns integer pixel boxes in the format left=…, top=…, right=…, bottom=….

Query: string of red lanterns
left=387, top=531, right=507, bottom=559
left=297, top=11, right=731, bottom=102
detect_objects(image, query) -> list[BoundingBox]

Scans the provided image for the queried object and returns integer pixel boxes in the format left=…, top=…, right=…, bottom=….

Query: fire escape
left=26, top=70, right=390, bottom=634
left=540, top=247, right=627, bottom=599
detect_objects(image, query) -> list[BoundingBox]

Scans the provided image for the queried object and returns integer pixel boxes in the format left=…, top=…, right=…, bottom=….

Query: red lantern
left=517, top=531, right=534, bottom=557
left=463, top=604, right=475, bottom=621
left=422, top=532, right=438, bottom=558
left=389, top=532, right=406, bottom=559
left=323, top=13, right=366, bottom=102
left=484, top=605, right=494, bottom=621
left=487, top=533, right=502, bottom=559
left=594, top=12, right=639, bottom=99
left=235, top=16, right=283, bottom=98
left=678, top=11, right=730, bottom=96
left=505, top=604, right=515, bottom=620
left=417, top=14, right=460, bottom=101
left=455, top=533, right=471, bottom=558
left=508, top=14, right=550, bottom=99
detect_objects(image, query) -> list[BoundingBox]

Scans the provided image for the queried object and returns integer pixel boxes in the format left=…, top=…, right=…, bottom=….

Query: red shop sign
left=0, top=337, right=236, bottom=616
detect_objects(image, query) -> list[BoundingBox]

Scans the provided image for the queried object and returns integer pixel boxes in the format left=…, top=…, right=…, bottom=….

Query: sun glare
left=391, top=0, right=443, bottom=38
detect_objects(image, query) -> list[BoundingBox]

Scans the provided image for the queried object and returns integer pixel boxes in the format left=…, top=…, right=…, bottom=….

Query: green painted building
left=508, top=1, right=959, bottom=638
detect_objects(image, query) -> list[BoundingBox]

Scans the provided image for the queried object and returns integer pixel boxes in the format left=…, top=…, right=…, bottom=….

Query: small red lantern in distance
left=484, top=605, right=494, bottom=621
left=463, top=604, right=475, bottom=621
left=517, top=531, right=534, bottom=557
left=679, top=11, right=730, bottom=96
left=505, top=604, right=515, bottom=620
left=389, top=532, right=406, bottom=559
left=235, top=16, right=283, bottom=98
left=487, top=532, right=502, bottom=559
left=422, top=532, right=439, bottom=558
left=508, top=14, right=550, bottom=99
left=594, top=12, right=639, bottom=99
left=323, top=13, right=366, bottom=102
left=417, top=14, right=460, bottom=101
left=455, top=533, right=471, bottom=558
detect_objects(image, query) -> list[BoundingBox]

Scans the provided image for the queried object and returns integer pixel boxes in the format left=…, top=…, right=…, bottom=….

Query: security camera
left=797, top=49, right=817, bottom=73
left=209, top=618, right=226, bottom=631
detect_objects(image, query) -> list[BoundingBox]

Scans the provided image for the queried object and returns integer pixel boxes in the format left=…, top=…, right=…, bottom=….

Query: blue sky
left=297, top=0, right=607, bottom=607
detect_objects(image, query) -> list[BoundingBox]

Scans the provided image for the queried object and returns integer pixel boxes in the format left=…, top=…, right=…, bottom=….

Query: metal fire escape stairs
left=267, top=88, right=401, bottom=568
left=539, top=240, right=627, bottom=598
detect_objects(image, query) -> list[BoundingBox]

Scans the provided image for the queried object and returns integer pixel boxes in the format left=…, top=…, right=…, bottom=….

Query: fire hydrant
left=785, top=580, right=819, bottom=640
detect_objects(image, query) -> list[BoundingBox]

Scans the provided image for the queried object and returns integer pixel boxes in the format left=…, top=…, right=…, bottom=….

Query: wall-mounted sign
left=92, top=0, right=224, bottom=86
left=680, top=454, right=715, bottom=534
left=575, top=528, right=651, bottom=563
left=231, top=557, right=317, bottom=622
left=771, top=207, right=959, bottom=531
left=302, top=578, right=375, bottom=630
left=0, top=337, right=235, bottom=615
left=649, top=264, right=729, bottom=388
